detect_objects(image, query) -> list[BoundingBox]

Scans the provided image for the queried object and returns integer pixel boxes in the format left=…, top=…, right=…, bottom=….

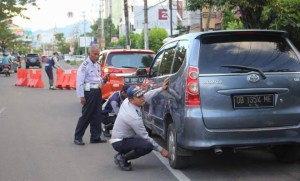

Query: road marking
left=0, top=107, right=7, bottom=114
left=153, top=151, right=191, bottom=181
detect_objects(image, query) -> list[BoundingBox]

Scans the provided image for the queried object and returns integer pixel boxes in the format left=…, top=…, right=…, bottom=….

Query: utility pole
left=83, top=12, right=87, bottom=56
left=124, top=0, right=130, bottom=49
left=98, top=0, right=102, bottom=50
left=169, top=0, right=173, bottom=36
left=144, top=0, right=149, bottom=50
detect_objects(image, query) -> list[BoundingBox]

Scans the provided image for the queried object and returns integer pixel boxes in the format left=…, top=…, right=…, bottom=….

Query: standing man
left=45, top=52, right=63, bottom=90
left=102, top=85, right=130, bottom=137
left=111, top=79, right=170, bottom=171
left=74, top=45, right=108, bottom=145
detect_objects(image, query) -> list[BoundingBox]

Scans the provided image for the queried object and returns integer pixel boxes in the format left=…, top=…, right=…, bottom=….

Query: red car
left=99, top=49, right=155, bottom=99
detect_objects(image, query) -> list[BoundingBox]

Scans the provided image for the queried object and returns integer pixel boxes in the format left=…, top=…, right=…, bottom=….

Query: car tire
left=167, top=123, right=189, bottom=169
left=273, top=145, right=300, bottom=163
left=26, top=66, right=29, bottom=69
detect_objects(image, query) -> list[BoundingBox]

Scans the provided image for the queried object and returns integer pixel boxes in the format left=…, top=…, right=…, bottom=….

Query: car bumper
left=176, top=108, right=300, bottom=150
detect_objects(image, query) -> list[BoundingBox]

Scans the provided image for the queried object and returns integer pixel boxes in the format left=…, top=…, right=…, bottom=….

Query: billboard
left=134, top=4, right=177, bottom=30
left=79, top=36, right=94, bottom=48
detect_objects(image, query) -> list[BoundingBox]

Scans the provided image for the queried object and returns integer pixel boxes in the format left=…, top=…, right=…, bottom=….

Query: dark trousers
left=102, top=113, right=116, bottom=125
left=74, top=88, right=103, bottom=141
left=112, top=137, right=153, bottom=156
left=45, top=67, right=54, bottom=87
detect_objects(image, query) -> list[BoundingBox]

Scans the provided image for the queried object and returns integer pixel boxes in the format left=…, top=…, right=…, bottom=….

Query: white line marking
left=0, top=107, right=7, bottom=114
left=153, top=151, right=191, bottom=181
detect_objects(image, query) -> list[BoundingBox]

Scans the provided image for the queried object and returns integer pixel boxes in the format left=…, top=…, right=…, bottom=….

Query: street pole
left=98, top=0, right=102, bottom=50
left=83, top=12, right=87, bottom=56
left=144, top=0, right=149, bottom=50
left=169, top=0, right=173, bottom=36
left=124, top=0, right=131, bottom=49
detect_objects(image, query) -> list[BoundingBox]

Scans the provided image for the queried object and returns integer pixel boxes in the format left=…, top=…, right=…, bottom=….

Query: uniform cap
left=127, top=85, right=145, bottom=98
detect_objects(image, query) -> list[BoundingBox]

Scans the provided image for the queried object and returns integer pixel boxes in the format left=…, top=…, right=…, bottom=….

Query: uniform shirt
left=76, top=57, right=103, bottom=98
left=45, top=56, right=61, bottom=69
left=111, top=87, right=163, bottom=152
left=102, top=91, right=124, bottom=115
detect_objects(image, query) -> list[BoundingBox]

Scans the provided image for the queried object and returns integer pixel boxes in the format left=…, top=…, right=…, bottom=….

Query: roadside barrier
left=27, top=69, right=44, bottom=88
left=56, top=69, right=77, bottom=89
left=15, top=68, right=28, bottom=86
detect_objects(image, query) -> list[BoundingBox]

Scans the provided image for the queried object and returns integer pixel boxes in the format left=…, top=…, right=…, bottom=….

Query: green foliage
left=149, top=27, right=168, bottom=53
left=0, top=0, right=37, bottom=21
left=226, top=20, right=244, bottom=30
left=0, top=22, right=18, bottom=53
left=54, top=33, right=70, bottom=54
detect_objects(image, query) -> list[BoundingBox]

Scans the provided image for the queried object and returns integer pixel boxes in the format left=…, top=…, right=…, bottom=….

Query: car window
left=106, top=53, right=153, bottom=68
left=159, top=47, right=176, bottom=75
left=150, top=52, right=164, bottom=77
left=172, top=40, right=188, bottom=73
left=199, top=34, right=300, bottom=74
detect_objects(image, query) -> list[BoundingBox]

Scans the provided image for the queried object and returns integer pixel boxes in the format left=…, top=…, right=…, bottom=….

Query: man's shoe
left=114, top=154, right=132, bottom=171
left=74, top=140, right=85, bottom=145
left=114, top=153, right=131, bottom=167
left=90, top=138, right=107, bottom=143
left=103, top=128, right=111, bottom=137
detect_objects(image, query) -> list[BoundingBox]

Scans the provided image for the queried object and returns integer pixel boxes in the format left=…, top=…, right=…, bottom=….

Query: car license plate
left=233, top=94, right=274, bottom=108
left=124, top=77, right=144, bottom=85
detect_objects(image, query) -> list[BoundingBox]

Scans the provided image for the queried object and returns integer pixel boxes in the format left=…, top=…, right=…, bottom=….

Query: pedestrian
left=74, top=45, right=108, bottom=145
left=102, top=85, right=130, bottom=137
left=111, top=78, right=170, bottom=171
left=2, top=53, right=11, bottom=77
left=45, top=52, right=63, bottom=90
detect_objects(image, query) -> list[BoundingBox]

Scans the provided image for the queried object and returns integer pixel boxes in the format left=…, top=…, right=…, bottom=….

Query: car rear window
left=106, top=53, right=153, bottom=68
left=199, top=34, right=300, bottom=74
left=27, top=54, right=39, bottom=57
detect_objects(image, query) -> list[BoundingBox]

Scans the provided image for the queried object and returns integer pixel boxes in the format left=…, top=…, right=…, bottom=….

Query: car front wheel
left=273, top=145, right=300, bottom=163
left=167, top=123, right=189, bottom=169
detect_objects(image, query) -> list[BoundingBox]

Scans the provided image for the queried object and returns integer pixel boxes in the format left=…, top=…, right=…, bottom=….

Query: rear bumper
left=176, top=111, right=300, bottom=150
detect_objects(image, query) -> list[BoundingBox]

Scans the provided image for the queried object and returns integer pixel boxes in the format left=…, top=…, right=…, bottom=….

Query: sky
left=13, top=0, right=101, bottom=31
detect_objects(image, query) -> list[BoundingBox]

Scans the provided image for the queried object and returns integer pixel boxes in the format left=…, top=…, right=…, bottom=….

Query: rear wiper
left=221, top=65, right=266, bottom=79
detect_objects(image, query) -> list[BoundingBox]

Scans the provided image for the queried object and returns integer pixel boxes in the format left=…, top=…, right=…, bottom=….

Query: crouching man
left=110, top=79, right=170, bottom=171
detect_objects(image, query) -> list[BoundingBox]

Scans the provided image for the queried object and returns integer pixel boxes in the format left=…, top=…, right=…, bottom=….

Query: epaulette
left=83, top=61, right=88, bottom=66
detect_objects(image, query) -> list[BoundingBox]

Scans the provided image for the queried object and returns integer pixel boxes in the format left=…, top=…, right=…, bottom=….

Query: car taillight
left=186, top=66, right=200, bottom=106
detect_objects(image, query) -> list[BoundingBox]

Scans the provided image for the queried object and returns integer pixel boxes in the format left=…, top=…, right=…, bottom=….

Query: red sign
left=158, top=9, right=168, bottom=20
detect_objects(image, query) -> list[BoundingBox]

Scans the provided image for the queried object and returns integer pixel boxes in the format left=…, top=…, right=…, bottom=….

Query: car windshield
left=106, top=53, right=153, bottom=68
left=199, top=34, right=300, bottom=73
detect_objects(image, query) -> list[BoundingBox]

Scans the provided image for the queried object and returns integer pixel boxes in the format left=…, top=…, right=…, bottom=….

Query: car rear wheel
left=167, top=123, right=189, bottom=169
left=273, top=145, right=300, bottom=163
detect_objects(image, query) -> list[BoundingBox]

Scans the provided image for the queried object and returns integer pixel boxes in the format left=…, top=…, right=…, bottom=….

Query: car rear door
left=198, top=32, right=300, bottom=129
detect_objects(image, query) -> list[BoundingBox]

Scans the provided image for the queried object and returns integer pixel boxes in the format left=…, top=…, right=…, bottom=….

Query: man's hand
left=103, top=74, right=109, bottom=83
left=80, top=97, right=86, bottom=105
left=160, top=148, right=170, bottom=158
left=162, top=78, right=169, bottom=90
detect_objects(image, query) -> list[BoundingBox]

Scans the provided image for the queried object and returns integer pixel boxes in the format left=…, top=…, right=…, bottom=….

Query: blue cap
left=127, top=85, right=145, bottom=98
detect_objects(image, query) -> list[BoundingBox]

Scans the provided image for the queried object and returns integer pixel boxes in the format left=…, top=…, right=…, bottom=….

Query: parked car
left=99, top=49, right=155, bottom=99
left=139, top=30, right=300, bottom=169
left=25, top=53, right=41, bottom=69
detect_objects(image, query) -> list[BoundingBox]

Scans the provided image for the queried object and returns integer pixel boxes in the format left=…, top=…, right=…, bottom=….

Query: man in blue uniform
left=74, top=45, right=108, bottom=145
left=111, top=79, right=170, bottom=171
left=45, top=52, right=62, bottom=90
left=102, top=85, right=130, bottom=137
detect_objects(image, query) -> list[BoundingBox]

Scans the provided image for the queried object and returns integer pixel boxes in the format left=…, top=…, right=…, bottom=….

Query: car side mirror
left=136, top=68, right=147, bottom=77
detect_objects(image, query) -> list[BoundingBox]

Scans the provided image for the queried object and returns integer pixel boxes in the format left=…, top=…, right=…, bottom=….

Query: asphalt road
left=0, top=61, right=300, bottom=181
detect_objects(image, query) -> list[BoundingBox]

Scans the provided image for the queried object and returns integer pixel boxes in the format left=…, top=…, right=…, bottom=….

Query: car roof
left=100, top=49, right=155, bottom=54
left=167, top=30, right=288, bottom=43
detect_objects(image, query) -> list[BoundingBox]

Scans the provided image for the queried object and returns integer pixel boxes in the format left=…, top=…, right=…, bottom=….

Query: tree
left=0, top=22, right=18, bottom=53
left=149, top=27, right=168, bottom=53
left=186, top=0, right=276, bottom=29
left=54, top=33, right=69, bottom=54
left=0, top=0, right=37, bottom=21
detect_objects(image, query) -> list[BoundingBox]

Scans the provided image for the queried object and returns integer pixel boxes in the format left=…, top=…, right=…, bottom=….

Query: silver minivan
left=140, top=30, right=300, bottom=169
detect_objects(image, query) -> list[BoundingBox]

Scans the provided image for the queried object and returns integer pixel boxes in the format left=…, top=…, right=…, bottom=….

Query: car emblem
left=247, top=74, right=260, bottom=83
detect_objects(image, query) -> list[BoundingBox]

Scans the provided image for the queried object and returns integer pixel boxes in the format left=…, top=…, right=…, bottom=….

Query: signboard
left=79, top=36, right=93, bottom=48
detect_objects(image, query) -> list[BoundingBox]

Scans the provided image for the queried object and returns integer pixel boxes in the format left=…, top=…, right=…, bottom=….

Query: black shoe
left=114, top=153, right=131, bottom=167
left=90, top=138, right=107, bottom=143
left=103, top=128, right=111, bottom=137
left=114, top=154, right=132, bottom=171
left=74, top=140, right=85, bottom=145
